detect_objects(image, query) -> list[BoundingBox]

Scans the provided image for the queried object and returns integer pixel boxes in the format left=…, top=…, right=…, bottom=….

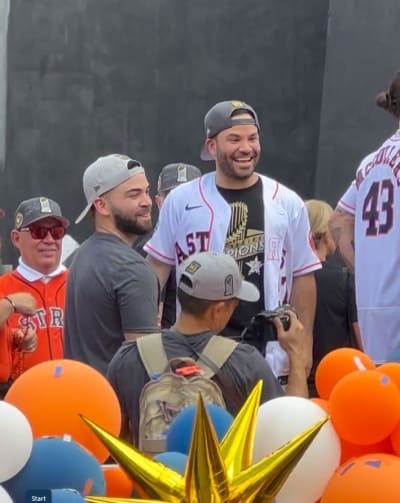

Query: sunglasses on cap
left=19, top=225, right=66, bottom=240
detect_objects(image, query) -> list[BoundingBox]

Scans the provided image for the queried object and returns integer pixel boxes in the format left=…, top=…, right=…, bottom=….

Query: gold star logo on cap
left=185, top=260, right=201, bottom=275
left=231, top=100, right=245, bottom=108
left=15, top=212, right=23, bottom=228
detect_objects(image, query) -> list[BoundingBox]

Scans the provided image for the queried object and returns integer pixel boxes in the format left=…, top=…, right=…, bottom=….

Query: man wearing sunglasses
left=0, top=196, right=69, bottom=396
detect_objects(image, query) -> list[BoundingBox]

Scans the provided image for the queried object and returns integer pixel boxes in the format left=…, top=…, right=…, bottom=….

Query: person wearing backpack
left=107, top=251, right=309, bottom=450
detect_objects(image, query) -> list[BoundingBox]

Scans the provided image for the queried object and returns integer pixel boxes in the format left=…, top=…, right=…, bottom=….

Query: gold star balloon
left=84, top=381, right=327, bottom=503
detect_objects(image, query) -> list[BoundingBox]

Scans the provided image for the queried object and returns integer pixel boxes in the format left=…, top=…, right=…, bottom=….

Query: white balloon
left=253, top=396, right=340, bottom=503
left=0, top=401, right=33, bottom=482
left=0, top=485, right=13, bottom=503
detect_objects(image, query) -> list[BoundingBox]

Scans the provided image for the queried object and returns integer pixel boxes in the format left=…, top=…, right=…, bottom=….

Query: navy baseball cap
left=157, top=163, right=202, bottom=193
left=200, top=100, right=260, bottom=161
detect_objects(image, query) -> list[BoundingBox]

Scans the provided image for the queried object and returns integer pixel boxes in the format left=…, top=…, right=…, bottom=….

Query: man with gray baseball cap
left=107, top=251, right=309, bottom=445
left=145, top=99, right=320, bottom=385
left=200, top=101, right=260, bottom=161
left=64, top=153, right=159, bottom=376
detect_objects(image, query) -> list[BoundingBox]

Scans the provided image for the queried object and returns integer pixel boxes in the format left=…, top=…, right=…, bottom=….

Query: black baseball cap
left=157, top=163, right=202, bottom=193
left=200, top=100, right=260, bottom=161
left=14, top=197, right=70, bottom=230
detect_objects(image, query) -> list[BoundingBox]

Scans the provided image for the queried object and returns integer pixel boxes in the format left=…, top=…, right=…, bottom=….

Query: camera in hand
left=240, top=304, right=294, bottom=355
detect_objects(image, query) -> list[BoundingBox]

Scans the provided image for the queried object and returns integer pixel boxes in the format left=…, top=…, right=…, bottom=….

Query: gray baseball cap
left=178, top=251, right=260, bottom=302
left=75, top=154, right=145, bottom=224
left=14, top=197, right=69, bottom=229
left=157, top=163, right=202, bottom=193
left=200, top=100, right=260, bottom=161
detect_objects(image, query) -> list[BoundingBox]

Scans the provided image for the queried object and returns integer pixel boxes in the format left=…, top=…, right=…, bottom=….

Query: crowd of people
left=1, top=82, right=399, bottom=444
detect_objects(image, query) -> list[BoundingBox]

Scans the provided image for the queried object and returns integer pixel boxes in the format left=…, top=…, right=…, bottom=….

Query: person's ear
left=92, top=197, right=110, bottom=216
left=206, top=138, right=217, bottom=159
left=10, top=229, right=20, bottom=248
left=155, top=194, right=163, bottom=210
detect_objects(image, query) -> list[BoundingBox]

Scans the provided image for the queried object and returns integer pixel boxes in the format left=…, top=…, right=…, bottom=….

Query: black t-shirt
left=308, top=253, right=358, bottom=395
left=217, top=179, right=265, bottom=343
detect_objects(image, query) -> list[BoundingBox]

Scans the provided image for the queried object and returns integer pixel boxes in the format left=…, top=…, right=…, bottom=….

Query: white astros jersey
left=145, top=171, right=321, bottom=380
left=145, top=171, right=320, bottom=310
left=338, top=130, right=400, bottom=362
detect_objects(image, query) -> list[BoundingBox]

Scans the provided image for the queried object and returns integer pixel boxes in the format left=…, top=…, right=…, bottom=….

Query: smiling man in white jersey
left=331, top=71, right=400, bottom=363
left=144, top=100, right=320, bottom=382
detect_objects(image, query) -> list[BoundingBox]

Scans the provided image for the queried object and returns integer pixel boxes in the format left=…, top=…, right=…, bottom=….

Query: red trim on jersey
left=338, top=199, right=356, bottom=212
left=293, top=261, right=321, bottom=276
left=272, top=181, right=279, bottom=200
left=198, top=177, right=214, bottom=251
left=144, top=244, right=175, bottom=265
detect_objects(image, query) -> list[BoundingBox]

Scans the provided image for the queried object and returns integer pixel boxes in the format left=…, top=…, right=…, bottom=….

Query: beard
left=216, top=149, right=259, bottom=180
left=113, top=211, right=152, bottom=236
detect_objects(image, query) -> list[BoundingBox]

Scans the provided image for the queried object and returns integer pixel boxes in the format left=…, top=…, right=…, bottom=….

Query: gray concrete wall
left=0, top=0, right=9, bottom=172
left=315, top=0, right=400, bottom=206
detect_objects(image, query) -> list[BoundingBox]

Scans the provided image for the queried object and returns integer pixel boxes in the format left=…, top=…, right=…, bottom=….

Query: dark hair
left=376, top=71, right=400, bottom=118
left=177, top=289, right=215, bottom=316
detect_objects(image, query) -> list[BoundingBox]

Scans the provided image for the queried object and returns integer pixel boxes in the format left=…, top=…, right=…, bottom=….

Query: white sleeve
left=143, top=193, right=178, bottom=265
left=337, top=181, right=357, bottom=215
left=289, top=202, right=321, bottom=277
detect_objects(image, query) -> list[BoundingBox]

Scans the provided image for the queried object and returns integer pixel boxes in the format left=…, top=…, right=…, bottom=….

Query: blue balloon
left=154, top=451, right=188, bottom=474
left=3, top=437, right=105, bottom=501
left=166, top=403, right=233, bottom=455
left=51, top=489, right=86, bottom=502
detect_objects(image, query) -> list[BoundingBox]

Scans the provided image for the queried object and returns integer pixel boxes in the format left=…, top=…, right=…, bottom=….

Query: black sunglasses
left=19, top=225, right=66, bottom=240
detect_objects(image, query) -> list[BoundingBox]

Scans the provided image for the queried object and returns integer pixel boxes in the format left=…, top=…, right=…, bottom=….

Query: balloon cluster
left=5, top=346, right=400, bottom=501
left=313, top=347, right=400, bottom=502
left=0, top=359, right=122, bottom=500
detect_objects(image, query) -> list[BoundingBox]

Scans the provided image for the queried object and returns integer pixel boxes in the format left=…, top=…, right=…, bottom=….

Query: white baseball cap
left=75, top=154, right=145, bottom=224
left=178, top=252, right=260, bottom=302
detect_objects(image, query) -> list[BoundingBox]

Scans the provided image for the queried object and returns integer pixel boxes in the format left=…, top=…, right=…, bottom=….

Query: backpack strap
left=198, top=336, right=238, bottom=379
left=136, top=333, right=168, bottom=378
left=137, top=332, right=238, bottom=380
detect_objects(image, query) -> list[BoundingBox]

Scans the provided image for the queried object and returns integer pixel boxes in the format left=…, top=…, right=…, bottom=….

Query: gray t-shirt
left=106, top=329, right=284, bottom=445
left=64, top=232, right=159, bottom=375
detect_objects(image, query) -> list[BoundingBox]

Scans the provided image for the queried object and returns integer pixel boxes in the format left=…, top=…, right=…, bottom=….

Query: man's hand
left=12, top=327, right=38, bottom=353
left=274, top=311, right=308, bottom=363
left=273, top=311, right=309, bottom=397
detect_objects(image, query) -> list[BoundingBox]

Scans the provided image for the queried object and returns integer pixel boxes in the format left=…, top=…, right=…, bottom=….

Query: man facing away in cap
left=107, top=251, right=309, bottom=445
left=135, top=162, right=202, bottom=328
left=64, top=154, right=159, bottom=376
left=144, top=100, right=321, bottom=383
left=0, top=197, right=69, bottom=396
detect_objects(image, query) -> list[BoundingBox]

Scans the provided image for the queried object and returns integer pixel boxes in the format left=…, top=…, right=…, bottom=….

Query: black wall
left=1, top=0, right=329, bottom=262
left=315, top=0, right=400, bottom=206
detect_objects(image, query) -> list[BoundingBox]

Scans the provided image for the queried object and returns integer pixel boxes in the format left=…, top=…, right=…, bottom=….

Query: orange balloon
left=389, top=417, right=400, bottom=455
left=310, top=397, right=329, bottom=413
left=5, top=359, right=121, bottom=462
left=315, top=348, right=375, bottom=400
left=102, top=464, right=145, bottom=497
left=340, top=436, right=394, bottom=464
left=377, top=362, right=400, bottom=390
left=329, top=370, right=400, bottom=445
left=321, top=454, right=400, bottom=503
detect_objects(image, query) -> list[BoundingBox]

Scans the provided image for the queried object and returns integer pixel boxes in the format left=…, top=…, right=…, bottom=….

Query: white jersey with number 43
left=338, top=130, right=400, bottom=362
